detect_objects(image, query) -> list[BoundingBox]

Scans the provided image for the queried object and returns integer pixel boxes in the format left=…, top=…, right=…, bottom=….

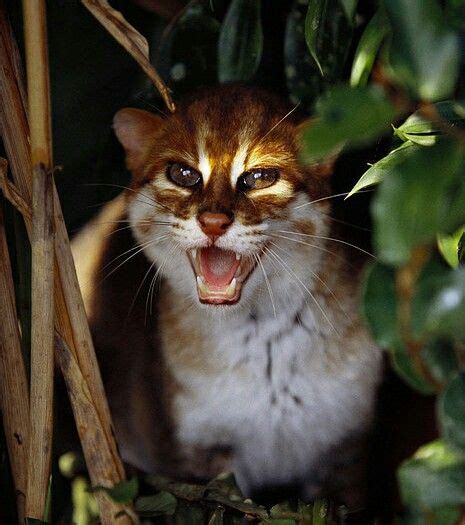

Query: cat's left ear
left=113, top=108, right=164, bottom=170
left=296, top=119, right=339, bottom=178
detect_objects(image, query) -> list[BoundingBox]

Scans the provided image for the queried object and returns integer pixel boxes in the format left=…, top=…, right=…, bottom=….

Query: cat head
left=114, top=85, right=334, bottom=312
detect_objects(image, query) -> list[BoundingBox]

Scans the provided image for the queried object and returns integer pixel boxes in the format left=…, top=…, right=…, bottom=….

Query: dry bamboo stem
left=0, top=5, right=134, bottom=523
left=81, top=0, right=176, bottom=112
left=0, top=170, right=30, bottom=524
left=22, top=1, right=55, bottom=519
left=54, top=333, right=138, bottom=523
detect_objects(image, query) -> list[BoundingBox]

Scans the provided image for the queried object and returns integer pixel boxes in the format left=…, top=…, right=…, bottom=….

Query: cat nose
left=198, top=211, right=233, bottom=239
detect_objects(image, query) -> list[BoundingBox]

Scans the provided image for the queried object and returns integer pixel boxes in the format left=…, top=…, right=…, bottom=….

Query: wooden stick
left=81, top=0, right=176, bottom=113
left=0, top=6, right=135, bottom=523
left=0, top=158, right=32, bottom=222
left=22, top=1, right=55, bottom=519
left=54, top=333, right=139, bottom=523
left=0, top=192, right=30, bottom=523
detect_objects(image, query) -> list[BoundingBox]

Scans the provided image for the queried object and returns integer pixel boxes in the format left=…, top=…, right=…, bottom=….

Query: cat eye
left=167, top=163, right=202, bottom=187
left=237, top=168, right=279, bottom=191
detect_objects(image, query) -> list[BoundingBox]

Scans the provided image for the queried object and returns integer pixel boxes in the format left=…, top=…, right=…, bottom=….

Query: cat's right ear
left=113, top=108, right=163, bottom=170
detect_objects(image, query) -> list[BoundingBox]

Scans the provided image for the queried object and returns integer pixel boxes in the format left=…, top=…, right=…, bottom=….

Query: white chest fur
left=162, top=288, right=382, bottom=492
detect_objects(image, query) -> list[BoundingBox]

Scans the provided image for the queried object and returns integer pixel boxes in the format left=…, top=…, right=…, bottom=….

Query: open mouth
left=187, top=246, right=256, bottom=305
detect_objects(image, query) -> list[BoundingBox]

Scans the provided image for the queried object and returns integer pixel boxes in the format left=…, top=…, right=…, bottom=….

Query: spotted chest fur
left=159, top=263, right=381, bottom=495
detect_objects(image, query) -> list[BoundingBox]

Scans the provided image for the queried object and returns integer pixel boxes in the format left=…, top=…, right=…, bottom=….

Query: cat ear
left=296, top=119, right=339, bottom=178
left=113, top=108, right=163, bottom=169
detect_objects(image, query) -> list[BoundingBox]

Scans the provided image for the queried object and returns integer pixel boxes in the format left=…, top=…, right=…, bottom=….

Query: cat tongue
left=200, top=246, right=240, bottom=287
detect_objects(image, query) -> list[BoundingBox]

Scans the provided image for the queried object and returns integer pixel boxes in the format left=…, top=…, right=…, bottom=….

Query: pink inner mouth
left=199, top=246, right=240, bottom=289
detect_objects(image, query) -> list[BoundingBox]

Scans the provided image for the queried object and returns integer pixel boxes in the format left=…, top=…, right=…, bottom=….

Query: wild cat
left=72, top=85, right=382, bottom=506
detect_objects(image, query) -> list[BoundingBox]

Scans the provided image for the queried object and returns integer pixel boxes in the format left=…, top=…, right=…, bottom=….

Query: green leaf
left=173, top=502, right=206, bottom=524
left=312, top=500, right=329, bottom=525
left=383, top=0, right=459, bottom=101
left=422, top=339, right=458, bottom=385
left=157, top=2, right=221, bottom=95
left=445, top=0, right=465, bottom=30
left=423, top=268, right=465, bottom=341
left=432, top=507, right=462, bottom=525
left=350, top=10, right=389, bottom=87
left=439, top=372, right=465, bottom=451
left=412, top=258, right=465, bottom=340
left=339, top=0, right=358, bottom=22
left=398, top=440, right=465, bottom=508
left=218, top=0, right=263, bottom=82
left=372, top=140, right=464, bottom=266
left=305, top=0, right=327, bottom=76
left=91, top=477, right=138, bottom=504
left=135, top=492, right=177, bottom=517
left=438, top=227, right=465, bottom=268
left=391, top=345, right=436, bottom=395
left=146, top=475, right=205, bottom=502
left=304, top=0, right=353, bottom=81
left=403, top=505, right=461, bottom=525
left=394, top=101, right=465, bottom=146
left=361, top=262, right=400, bottom=349
left=458, top=233, right=465, bottom=265
left=346, top=141, right=416, bottom=198
left=299, top=84, right=395, bottom=164
left=284, top=0, right=325, bottom=108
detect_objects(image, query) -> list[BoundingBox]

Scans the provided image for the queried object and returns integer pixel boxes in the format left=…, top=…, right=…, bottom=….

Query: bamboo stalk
left=0, top=5, right=135, bottom=523
left=22, top=1, right=55, bottom=519
left=54, top=333, right=138, bottom=523
left=81, top=0, right=176, bottom=113
left=0, top=182, right=30, bottom=523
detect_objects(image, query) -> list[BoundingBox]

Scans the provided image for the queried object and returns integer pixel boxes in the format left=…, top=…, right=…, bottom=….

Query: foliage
left=296, top=0, right=465, bottom=520
left=80, top=471, right=336, bottom=524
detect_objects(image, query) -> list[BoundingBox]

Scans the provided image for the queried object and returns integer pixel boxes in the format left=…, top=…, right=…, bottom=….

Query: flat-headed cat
left=72, top=85, right=382, bottom=506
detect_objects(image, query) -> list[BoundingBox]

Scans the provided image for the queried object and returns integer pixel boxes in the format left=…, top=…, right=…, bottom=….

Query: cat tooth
left=191, top=248, right=197, bottom=260
left=226, top=278, right=237, bottom=297
left=196, top=275, right=208, bottom=293
left=235, top=253, right=241, bottom=261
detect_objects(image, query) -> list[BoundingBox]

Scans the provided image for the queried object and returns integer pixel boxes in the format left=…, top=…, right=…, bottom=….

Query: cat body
left=72, top=85, right=382, bottom=502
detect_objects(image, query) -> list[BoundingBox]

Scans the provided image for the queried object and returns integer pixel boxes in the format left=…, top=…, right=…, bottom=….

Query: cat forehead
left=158, top=93, right=300, bottom=184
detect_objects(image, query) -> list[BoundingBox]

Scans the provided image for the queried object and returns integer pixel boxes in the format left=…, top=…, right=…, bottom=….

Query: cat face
left=114, top=86, right=333, bottom=311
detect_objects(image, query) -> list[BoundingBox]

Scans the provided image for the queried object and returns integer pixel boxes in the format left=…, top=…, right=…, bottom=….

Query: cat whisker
left=100, top=235, right=170, bottom=284
left=127, top=258, right=158, bottom=322
left=267, top=233, right=349, bottom=264
left=270, top=241, right=346, bottom=315
left=292, top=189, right=372, bottom=210
left=145, top=242, right=178, bottom=322
left=254, top=253, right=276, bottom=318
left=263, top=245, right=338, bottom=334
left=105, top=221, right=173, bottom=238
left=304, top=209, right=372, bottom=232
left=102, top=240, right=161, bottom=283
left=84, top=182, right=177, bottom=215
left=99, top=238, right=156, bottom=274
left=276, top=230, right=376, bottom=259
left=258, top=103, right=300, bottom=142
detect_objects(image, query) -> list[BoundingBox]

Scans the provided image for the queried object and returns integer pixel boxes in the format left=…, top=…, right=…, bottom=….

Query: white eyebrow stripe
left=230, top=144, right=250, bottom=187
left=197, top=142, right=212, bottom=184
left=152, top=176, right=190, bottom=195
